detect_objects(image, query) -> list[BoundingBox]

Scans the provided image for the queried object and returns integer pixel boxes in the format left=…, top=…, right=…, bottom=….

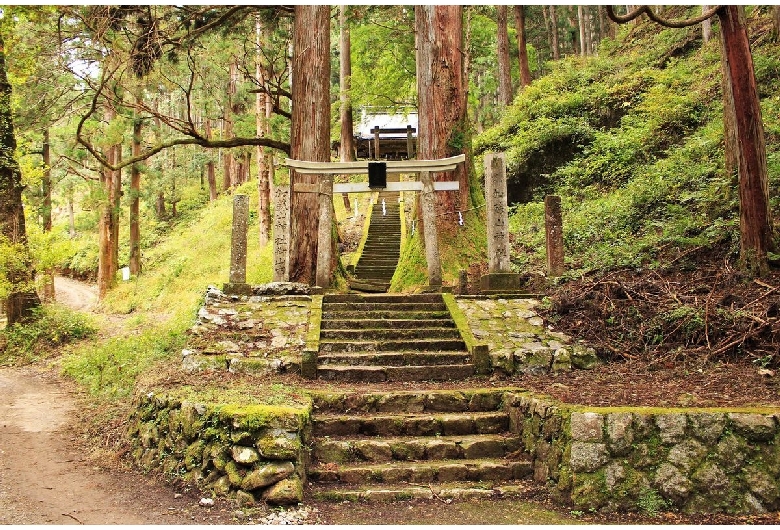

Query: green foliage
left=477, top=14, right=780, bottom=276
left=348, top=7, right=416, bottom=111
left=0, top=306, right=96, bottom=365
left=0, top=237, right=28, bottom=299
left=637, top=487, right=668, bottom=517
left=390, top=231, right=427, bottom=292
left=61, top=324, right=183, bottom=399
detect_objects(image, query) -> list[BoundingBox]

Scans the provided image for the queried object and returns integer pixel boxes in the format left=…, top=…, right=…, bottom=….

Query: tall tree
left=549, top=5, right=560, bottom=60
left=702, top=5, right=713, bottom=43
left=222, top=60, right=237, bottom=191
left=204, top=118, right=217, bottom=201
left=256, top=17, right=272, bottom=247
left=338, top=5, right=354, bottom=210
left=513, top=6, right=533, bottom=88
left=416, top=5, right=469, bottom=220
left=496, top=6, right=513, bottom=107
left=129, top=115, right=142, bottom=276
left=97, top=99, right=121, bottom=299
left=608, top=5, right=775, bottom=275
left=289, top=5, right=330, bottom=284
left=0, top=32, right=41, bottom=323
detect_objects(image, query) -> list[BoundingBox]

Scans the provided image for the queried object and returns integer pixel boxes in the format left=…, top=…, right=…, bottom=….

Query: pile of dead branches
left=542, top=256, right=779, bottom=368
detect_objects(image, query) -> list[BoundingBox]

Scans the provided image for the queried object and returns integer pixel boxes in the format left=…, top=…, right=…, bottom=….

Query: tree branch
left=606, top=5, right=722, bottom=28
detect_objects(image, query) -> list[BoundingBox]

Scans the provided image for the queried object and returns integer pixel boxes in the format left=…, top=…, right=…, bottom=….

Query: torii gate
left=280, top=154, right=466, bottom=289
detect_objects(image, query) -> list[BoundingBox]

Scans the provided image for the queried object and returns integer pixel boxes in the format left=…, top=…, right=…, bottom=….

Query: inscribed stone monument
left=273, top=187, right=290, bottom=282
left=481, top=152, right=521, bottom=293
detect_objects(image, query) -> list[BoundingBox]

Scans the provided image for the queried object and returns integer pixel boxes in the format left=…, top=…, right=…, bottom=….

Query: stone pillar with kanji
left=224, top=194, right=253, bottom=295
left=480, top=152, right=522, bottom=293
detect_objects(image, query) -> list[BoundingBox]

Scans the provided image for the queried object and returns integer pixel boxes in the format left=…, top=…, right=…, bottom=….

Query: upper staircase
left=316, top=293, right=475, bottom=383
left=350, top=196, right=401, bottom=293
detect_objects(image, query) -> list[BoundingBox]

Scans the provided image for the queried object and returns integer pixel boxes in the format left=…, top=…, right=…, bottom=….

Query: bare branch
left=606, top=5, right=722, bottom=28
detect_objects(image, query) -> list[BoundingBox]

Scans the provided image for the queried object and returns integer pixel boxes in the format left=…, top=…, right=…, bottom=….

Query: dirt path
left=54, top=276, right=98, bottom=312
left=0, top=278, right=237, bottom=524
left=0, top=367, right=239, bottom=524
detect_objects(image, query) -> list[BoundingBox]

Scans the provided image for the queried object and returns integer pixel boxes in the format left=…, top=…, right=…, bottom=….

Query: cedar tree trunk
left=496, top=6, right=513, bottom=107
left=0, top=33, right=41, bottom=323
left=129, top=118, right=142, bottom=276
left=513, top=6, right=533, bottom=88
left=339, top=5, right=354, bottom=210
left=718, top=5, right=774, bottom=274
left=415, top=5, right=469, bottom=222
left=289, top=5, right=331, bottom=284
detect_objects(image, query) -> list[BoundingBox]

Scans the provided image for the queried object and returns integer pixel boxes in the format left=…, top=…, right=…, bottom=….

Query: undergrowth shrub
left=0, top=306, right=96, bottom=365
left=61, top=323, right=186, bottom=399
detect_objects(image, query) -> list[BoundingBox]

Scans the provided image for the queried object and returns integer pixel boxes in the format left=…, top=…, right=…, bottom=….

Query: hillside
left=473, top=7, right=779, bottom=368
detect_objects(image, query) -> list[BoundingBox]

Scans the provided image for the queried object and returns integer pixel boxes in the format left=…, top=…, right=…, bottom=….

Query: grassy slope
left=60, top=182, right=273, bottom=398
left=475, top=7, right=780, bottom=277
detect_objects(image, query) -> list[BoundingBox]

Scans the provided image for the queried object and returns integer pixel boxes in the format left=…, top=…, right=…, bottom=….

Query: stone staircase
left=316, top=293, right=476, bottom=383
left=350, top=198, right=400, bottom=293
left=307, top=389, right=532, bottom=502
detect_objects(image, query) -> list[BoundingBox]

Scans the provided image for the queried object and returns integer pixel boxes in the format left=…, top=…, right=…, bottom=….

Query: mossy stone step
left=316, top=364, right=475, bottom=383
left=320, top=327, right=462, bottom=341
left=312, top=411, right=508, bottom=437
left=346, top=281, right=390, bottom=293
left=308, top=482, right=531, bottom=503
left=321, top=318, right=456, bottom=330
left=310, top=389, right=509, bottom=414
left=312, top=433, right=521, bottom=464
left=355, top=267, right=395, bottom=281
left=319, top=338, right=466, bottom=353
left=321, top=310, right=452, bottom=320
left=323, top=302, right=448, bottom=312
left=317, top=350, right=471, bottom=367
left=308, top=458, right=532, bottom=485
left=355, top=258, right=398, bottom=270
left=324, top=294, right=443, bottom=303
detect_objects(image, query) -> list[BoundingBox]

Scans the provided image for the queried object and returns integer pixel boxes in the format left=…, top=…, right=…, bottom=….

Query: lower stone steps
left=312, top=433, right=521, bottom=463
left=307, top=389, right=532, bottom=504
left=308, top=482, right=531, bottom=503
left=316, top=363, right=476, bottom=383
left=312, top=410, right=508, bottom=437
left=308, top=458, right=531, bottom=485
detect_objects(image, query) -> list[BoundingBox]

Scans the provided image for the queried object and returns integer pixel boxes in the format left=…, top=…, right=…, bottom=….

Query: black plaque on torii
left=368, top=162, right=387, bottom=189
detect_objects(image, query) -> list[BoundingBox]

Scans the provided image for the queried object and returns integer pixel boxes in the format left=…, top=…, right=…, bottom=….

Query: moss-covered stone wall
left=127, top=392, right=312, bottom=506
left=505, top=391, right=780, bottom=514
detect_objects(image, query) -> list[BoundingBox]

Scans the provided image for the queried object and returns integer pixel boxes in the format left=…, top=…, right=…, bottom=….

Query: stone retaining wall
left=127, top=392, right=311, bottom=506
left=183, top=286, right=310, bottom=375
left=505, top=391, right=780, bottom=514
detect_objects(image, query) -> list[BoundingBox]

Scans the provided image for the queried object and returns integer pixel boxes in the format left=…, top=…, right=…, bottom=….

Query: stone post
left=458, top=269, right=468, bottom=294
left=419, top=170, right=442, bottom=287
left=406, top=125, right=414, bottom=159
left=545, top=194, right=565, bottom=277
left=373, top=126, right=381, bottom=160
left=481, top=152, right=521, bottom=293
left=315, top=174, right=334, bottom=288
left=273, top=187, right=290, bottom=282
left=486, top=153, right=510, bottom=273
left=225, top=194, right=251, bottom=295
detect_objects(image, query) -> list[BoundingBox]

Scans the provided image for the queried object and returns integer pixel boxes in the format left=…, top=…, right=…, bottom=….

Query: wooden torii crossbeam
left=284, top=154, right=466, bottom=288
